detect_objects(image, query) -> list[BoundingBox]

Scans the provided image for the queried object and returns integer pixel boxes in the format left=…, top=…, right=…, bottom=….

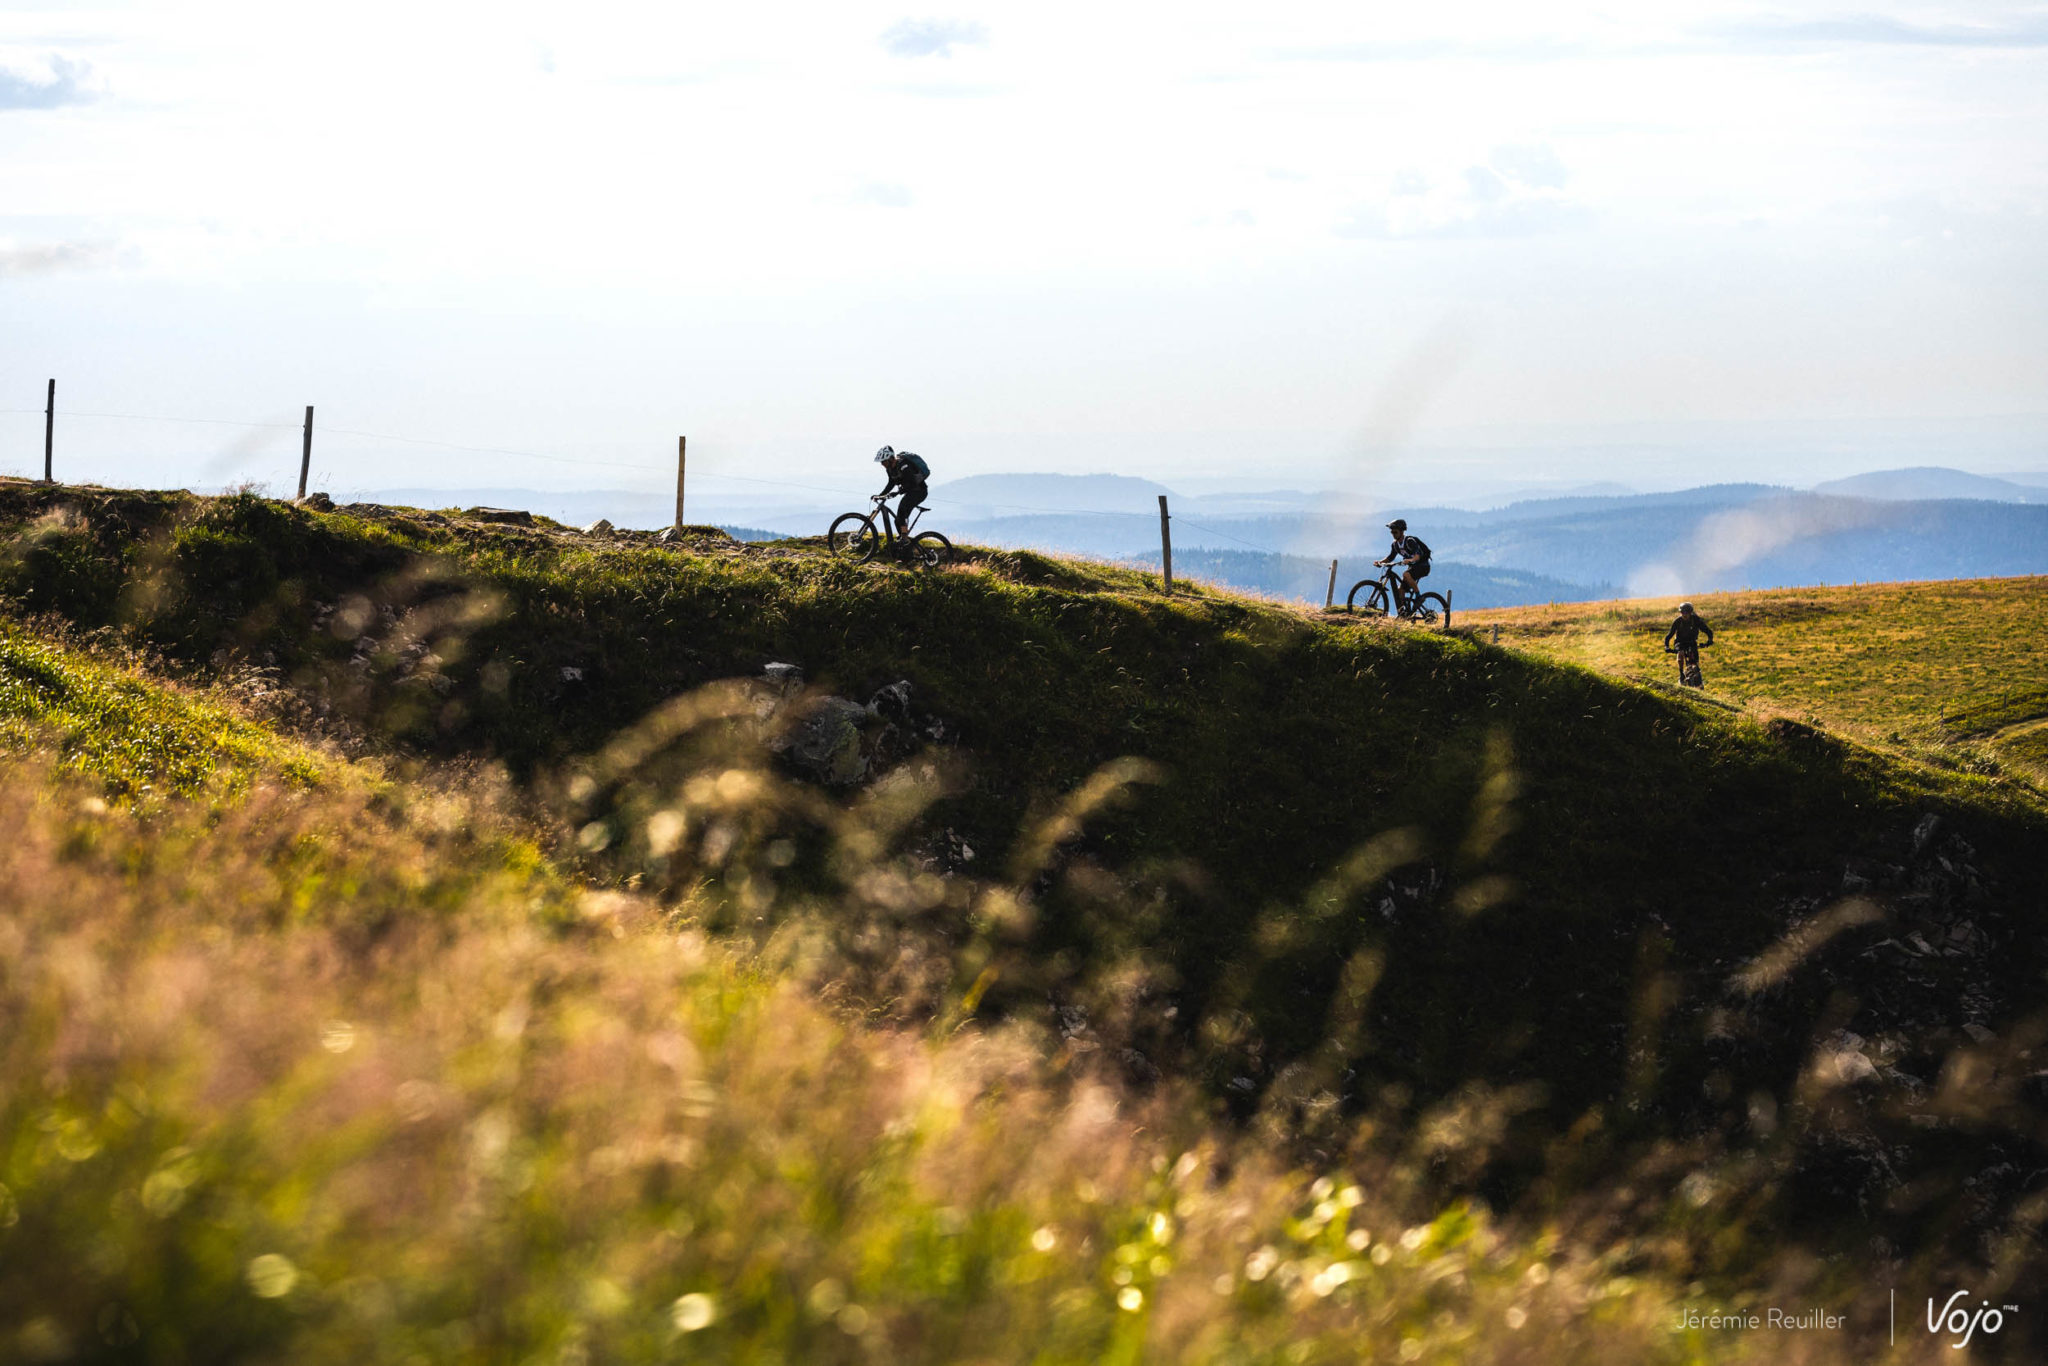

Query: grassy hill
left=5, top=477, right=2048, bottom=1360
left=1461, top=577, right=2048, bottom=787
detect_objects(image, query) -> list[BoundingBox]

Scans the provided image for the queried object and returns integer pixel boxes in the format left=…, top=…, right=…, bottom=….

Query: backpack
left=898, top=452, right=930, bottom=481
left=1403, top=533, right=1430, bottom=561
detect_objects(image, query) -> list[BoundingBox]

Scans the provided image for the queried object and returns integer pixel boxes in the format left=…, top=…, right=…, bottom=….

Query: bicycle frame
left=1378, top=565, right=1420, bottom=614
left=871, top=495, right=926, bottom=544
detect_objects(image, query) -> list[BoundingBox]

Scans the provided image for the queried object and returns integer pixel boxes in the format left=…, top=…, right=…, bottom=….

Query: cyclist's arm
left=1699, top=623, right=1714, bottom=645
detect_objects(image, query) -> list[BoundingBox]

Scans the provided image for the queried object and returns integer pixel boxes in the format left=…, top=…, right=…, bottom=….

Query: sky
left=3, top=0, right=2046, bottom=504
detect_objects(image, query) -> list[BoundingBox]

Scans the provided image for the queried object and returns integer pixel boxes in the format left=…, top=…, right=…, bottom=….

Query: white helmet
left=874, top=445, right=895, bottom=463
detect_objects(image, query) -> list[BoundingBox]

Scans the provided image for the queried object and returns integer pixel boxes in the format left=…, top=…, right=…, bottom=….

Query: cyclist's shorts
left=1409, top=560, right=1431, bottom=580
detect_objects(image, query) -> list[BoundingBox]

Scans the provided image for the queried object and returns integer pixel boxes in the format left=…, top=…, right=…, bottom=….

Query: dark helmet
left=1679, top=601, right=1695, bottom=613
left=1386, top=519, right=1407, bottom=533
left=874, top=445, right=896, bottom=463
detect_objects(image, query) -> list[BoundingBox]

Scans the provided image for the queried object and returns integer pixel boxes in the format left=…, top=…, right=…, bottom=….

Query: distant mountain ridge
left=1811, top=466, right=2048, bottom=504
left=353, top=472, right=2048, bottom=605
left=1122, top=549, right=1610, bottom=610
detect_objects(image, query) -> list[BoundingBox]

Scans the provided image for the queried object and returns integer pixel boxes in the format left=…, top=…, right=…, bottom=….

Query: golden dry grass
left=1461, top=576, right=2048, bottom=787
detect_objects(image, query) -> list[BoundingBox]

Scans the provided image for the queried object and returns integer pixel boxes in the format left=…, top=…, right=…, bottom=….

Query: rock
left=869, top=679, right=913, bottom=719
left=1911, top=813, right=1943, bottom=858
left=584, top=518, right=614, bottom=535
left=657, top=525, right=681, bottom=543
left=1963, top=1022, right=1997, bottom=1045
left=762, top=662, right=805, bottom=693
left=560, top=666, right=584, bottom=683
left=772, top=696, right=873, bottom=786
left=466, top=506, right=533, bottom=525
left=1830, top=1049, right=1880, bottom=1085
left=300, top=491, right=334, bottom=512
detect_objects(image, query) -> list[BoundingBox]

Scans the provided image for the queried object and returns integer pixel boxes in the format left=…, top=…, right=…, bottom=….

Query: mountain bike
left=827, top=493, right=953, bottom=569
left=1345, top=563, right=1450, bottom=627
left=1665, top=639, right=1710, bottom=688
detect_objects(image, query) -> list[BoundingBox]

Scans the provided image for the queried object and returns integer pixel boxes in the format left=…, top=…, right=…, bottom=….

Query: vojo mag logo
left=1925, top=1291, right=2018, bottom=1350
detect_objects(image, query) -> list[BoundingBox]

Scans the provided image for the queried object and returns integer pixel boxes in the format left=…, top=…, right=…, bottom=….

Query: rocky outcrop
left=465, top=507, right=534, bottom=525
left=758, top=666, right=950, bottom=788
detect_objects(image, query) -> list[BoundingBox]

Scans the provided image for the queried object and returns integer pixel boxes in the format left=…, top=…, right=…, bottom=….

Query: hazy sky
left=3, top=1, right=2045, bottom=499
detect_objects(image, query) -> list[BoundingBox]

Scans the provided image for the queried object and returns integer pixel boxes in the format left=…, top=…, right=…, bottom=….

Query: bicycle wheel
left=909, top=531, right=952, bottom=569
left=1346, top=580, right=1390, bottom=615
left=827, top=513, right=881, bottom=563
left=1415, top=592, right=1449, bottom=628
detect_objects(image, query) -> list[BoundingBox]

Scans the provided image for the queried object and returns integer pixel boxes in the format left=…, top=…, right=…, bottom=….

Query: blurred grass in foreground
left=0, top=725, right=1938, bottom=1364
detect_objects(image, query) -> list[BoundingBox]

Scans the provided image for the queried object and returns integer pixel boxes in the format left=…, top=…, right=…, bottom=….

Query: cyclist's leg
left=897, top=483, right=925, bottom=534
left=894, top=485, right=926, bottom=554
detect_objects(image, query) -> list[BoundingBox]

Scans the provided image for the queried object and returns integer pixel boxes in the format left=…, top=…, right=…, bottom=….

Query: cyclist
left=874, top=445, right=930, bottom=550
left=1374, top=519, right=1431, bottom=615
left=1663, top=601, right=1714, bottom=688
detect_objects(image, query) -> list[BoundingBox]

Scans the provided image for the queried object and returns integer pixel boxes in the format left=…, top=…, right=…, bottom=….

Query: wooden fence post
left=1325, top=559, right=1338, bottom=609
left=43, top=379, right=54, bottom=484
left=297, top=405, right=314, bottom=500
left=1157, top=494, right=1173, bottom=592
left=675, top=435, right=687, bottom=530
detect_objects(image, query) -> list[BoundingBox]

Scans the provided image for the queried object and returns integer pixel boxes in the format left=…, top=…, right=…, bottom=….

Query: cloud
left=1490, top=143, right=1569, bottom=190
left=886, top=81, right=1007, bottom=99
left=1705, top=14, right=2048, bottom=49
left=1274, top=38, right=1583, bottom=63
left=0, top=54, right=99, bottom=110
left=1339, top=156, right=1590, bottom=240
left=1463, top=166, right=1507, bottom=204
left=850, top=182, right=913, bottom=208
left=0, top=239, right=122, bottom=276
left=879, top=19, right=990, bottom=58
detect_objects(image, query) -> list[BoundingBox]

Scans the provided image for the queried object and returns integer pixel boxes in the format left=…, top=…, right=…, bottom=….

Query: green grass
left=0, top=619, right=323, bottom=799
left=1459, top=577, right=2048, bottom=785
left=6, top=480, right=2048, bottom=1332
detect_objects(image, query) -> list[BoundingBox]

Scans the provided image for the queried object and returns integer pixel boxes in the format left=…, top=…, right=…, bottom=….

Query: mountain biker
left=874, top=446, right=930, bottom=546
left=1663, top=601, right=1714, bottom=688
left=1374, top=519, right=1431, bottom=614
